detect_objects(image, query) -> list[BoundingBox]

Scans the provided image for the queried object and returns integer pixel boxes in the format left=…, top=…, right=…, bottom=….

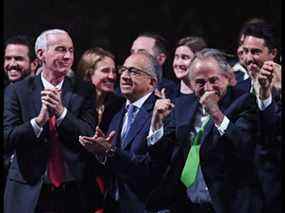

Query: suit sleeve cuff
left=215, top=116, right=230, bottom=136
left=147, top=126, right=164, bottom=146
left=30, top=118, right=43, bottom=138
left=56, top=107, right=67, bottom=126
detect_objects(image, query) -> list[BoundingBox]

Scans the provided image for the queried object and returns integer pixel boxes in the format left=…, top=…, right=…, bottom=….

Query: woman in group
left=77, top=47, right=125, bottom=133
left=172, top=36, right=207, bottom=96
left=77, top=47, right=125, bottom=213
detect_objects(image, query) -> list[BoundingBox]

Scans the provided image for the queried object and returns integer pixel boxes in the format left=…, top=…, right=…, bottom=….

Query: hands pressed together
left=35, top=88, right=64, bottom=126
left=257, top=61, right=281, bottom=99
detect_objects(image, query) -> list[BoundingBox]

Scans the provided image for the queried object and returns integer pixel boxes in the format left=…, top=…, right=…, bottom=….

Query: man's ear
left=36, top=49, right=44, bottom=60
left=226, top=69, right=237, bottom=86
left=270, top=48, right=278, bottom=60
left=149, top=78, right=157, bottom=88
left=156, top=53, right=167, bottom=66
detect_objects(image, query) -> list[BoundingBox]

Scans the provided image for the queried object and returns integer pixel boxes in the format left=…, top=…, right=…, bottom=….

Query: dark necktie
left=47, top=115, right=65, bottom=187
left=121, top=104, right=137, bottom=147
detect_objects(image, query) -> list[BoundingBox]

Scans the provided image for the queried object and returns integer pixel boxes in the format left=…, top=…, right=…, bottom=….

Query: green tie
left=180, top=116, right=210, bottom=187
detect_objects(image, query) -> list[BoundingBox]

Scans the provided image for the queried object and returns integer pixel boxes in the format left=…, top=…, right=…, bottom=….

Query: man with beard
left=4, top=35, right=40, bottom=87
left=3, top=35, right=40, bottom=200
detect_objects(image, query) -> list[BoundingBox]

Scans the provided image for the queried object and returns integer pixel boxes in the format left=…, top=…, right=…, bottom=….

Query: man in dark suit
left=4, top=29, right=98, bottom=213
left=79, top=51, right=174, bottom=213
left=146, top=49, right=263, bottom=213
left=239, top=21, right=282, bottom=213
left=253, top=57, right=282, bottom=213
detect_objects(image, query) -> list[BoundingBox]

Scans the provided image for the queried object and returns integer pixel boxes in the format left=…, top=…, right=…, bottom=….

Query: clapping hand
left=41, top=88, right=64, bottom=117
left=79, top=127, right=116, bottom=155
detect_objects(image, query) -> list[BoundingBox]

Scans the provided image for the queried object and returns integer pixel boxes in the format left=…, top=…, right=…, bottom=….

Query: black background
left=4, top=0, right=282, bottom=79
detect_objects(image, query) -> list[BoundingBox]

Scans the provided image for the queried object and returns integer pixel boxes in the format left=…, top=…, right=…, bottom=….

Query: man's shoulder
left=6, top=75, right=37, bottom=90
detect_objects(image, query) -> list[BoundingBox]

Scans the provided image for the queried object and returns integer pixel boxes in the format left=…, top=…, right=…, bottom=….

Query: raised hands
left=151, top=88, right=175, bottom=131
left=79, top=126, right=116, bottom=156
left=41, top=88, right=64, bottom=116
left=199, top=91, right=223, bottom=125
left=257, top=61, right=281, bottom=99
left=35, top=88, right=64, bottom=126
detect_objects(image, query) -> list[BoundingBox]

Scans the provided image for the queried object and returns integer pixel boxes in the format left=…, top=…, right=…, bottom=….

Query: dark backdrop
left=4, top=0, right=282, bottom=79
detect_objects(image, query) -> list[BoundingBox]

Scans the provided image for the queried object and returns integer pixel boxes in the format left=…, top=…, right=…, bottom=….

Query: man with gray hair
left=4, top=29, right=99, bottom=213
left=146, top=48, right=263, bottom=213
left=79, top=51, right=174, bottom=213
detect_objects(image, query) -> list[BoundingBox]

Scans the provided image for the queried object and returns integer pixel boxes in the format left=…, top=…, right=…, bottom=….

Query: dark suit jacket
left=146, top=87, right=263, bottom=213
left=236, top=78, right=282, bottom=213
left=157, top=78, right=179, bottom=100
left=103, top=92, right=174, bottom=213
left=4, top=75, right=98, bottom=213
left=255, top=93, right=282, bottom=213
left=99, top=93, right=125, bottom=133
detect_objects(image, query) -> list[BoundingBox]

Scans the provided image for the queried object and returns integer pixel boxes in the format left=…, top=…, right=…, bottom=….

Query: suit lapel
left=61, top=77, right=74, bottom=109
left=121, top=94, right=156, bottom=150
left=31, top=75, right=44, bottom=115
left=111, top=107, right=126, bottom=147
left=175, top=95, right=200, bottom=160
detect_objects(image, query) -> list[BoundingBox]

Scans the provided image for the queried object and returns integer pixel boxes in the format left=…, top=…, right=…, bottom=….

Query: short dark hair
left=4, top=35, right=35, bottom=60
left=176, top=36, right=207, bottom=53
left=239, top=21, right=277, bottom=51
left=138, top=32, right=169, bottom=57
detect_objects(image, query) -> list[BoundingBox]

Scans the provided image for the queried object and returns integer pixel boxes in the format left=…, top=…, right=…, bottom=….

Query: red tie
left=47, top=115, right=65, bottom=187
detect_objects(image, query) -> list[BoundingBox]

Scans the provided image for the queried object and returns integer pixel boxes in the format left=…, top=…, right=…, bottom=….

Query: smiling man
left=239, top=21, right=282, bottom=213
left=146, top=49, right=263, bottom=213
left=4, top=35, right=34, bottom=84
left=237, top=21, right=281, bottom=95
left=4, top=29, right=98, bottom=213
left=79, top=51, right=174, bottom=213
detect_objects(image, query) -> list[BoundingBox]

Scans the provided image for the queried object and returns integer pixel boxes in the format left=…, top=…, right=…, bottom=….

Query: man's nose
left=9, top=58, right=17, bottom=66
left=244, top=51, right=253, bottom=64
left=63, top=50, right=73, bottom=59
left=108, top=71, right=116, bottom=80
left=204, top=81, right=213, bottom=91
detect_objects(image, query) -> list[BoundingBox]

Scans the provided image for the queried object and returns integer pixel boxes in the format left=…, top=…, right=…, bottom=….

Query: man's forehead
left=243, top=35, right=266, bottom=48
left=5, top=44, right=29, bottom=55
left=191, top=58, right=222, bottom=75
left=133, top=36, right=155, bottom=48
left=47, top=32, right=73, bottom=47
left=124, top=54, right=148, bottom=69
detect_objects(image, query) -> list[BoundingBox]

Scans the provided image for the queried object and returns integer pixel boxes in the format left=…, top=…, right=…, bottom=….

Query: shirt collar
left=41, top=72, right=64, bottom=90
left=125, top=91, right=153, bottom=109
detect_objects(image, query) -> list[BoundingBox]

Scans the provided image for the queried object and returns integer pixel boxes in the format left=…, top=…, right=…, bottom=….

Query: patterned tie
left=121, top=104, right=136, bottom=147
left=47, top=115, right=65, bottom=187
left=180, top=116, right=210, bottom=187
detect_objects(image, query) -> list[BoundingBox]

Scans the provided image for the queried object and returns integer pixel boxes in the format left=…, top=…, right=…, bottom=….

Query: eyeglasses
left=117, top=65, right=152, bottom=78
